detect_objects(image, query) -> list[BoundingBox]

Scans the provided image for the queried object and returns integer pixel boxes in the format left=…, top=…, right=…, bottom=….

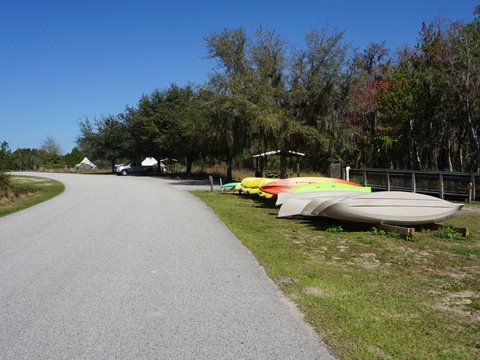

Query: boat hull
left=304, top=191, right=464, bottom=226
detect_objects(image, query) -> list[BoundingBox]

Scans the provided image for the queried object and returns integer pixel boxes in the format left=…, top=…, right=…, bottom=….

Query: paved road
left=0, top=173, right=336, bottom=359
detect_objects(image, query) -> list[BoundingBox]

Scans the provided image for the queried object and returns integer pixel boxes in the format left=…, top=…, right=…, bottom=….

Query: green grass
left=0, top=175, right=65, bottom=217
left=194, top=191, right=480, bottom=360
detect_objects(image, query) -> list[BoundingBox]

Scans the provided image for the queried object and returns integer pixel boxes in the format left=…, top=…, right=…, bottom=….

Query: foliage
left=77, top=114, right=131, bottom=169
left=12, top=148, right=40, bottom=170
left=325, top=224, right=343, bottom=233
left=6, top=5, right=477, bottom=177
left=63, top=147, right=84, bottom=167
left=0, top=171, right=10, bottom=197
left=0, top=141, right=14, bottom=170
left=39, top=136, right=64, bottom=168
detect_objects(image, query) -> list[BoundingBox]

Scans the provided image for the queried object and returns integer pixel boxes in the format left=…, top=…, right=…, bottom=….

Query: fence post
left=439, top=174, right=444, bottom=199
left=209, top=175, right=214, bottom=192
left=412, top=172, right=416, bottom=193
left=363, top=169, right=367, bottom=186
left=386, top=171, right=391, bottom=191
left=472, top=175, right=476, bottom=200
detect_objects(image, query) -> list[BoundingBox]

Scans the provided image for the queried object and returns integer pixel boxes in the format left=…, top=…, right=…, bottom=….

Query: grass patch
left=195, top=191, right=480, bottom=359
left=0, top=175, right=64, bottom=217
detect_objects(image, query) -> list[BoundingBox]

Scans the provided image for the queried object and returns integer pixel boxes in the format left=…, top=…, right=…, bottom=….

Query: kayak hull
left=302, top=191, right=464, bottom=226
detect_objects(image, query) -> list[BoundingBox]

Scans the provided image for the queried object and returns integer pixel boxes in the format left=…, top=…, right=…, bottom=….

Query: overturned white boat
left=296, top=191, right=463, bottom=226
left=312, top=191, right=464, bottom=225
left=278, top=191, right=362, bottom=218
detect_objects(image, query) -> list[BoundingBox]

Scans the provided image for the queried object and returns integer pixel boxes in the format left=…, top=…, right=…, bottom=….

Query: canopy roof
left=251, top=150, right=305, bottom=158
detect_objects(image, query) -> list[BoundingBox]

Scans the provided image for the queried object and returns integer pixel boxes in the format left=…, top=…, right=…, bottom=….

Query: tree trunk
left=186, top=157, right=193, bottom=177
left=280, top=149, right=287, bottom=179
left=226, top=156, right=233, bottom=182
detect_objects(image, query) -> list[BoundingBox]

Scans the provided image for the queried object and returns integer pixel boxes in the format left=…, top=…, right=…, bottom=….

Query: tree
left=125, top=84, right=200, bottom=175
left=40, top=136, right=64, bottom=168
left=0, top=141, right=12, bottom=196
left=12, top=148, right=40, bottom=170
left=204, top=27, right=255, bottom=181
left=76, top=114, right=132, bottom=170
left=290, top=26, right=355, bottom=171
left=0, top=141, right=14, bottom=170
left=64, top=147, right=84, bottom=167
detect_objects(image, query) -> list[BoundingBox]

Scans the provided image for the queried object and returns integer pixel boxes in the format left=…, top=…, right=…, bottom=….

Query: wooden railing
left=347, top=168, right=479, bottom=201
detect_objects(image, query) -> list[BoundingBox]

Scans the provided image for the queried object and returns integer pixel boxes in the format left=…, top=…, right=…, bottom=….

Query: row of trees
left=74, top=5, right=480, bottom=180
left=0, top=138, right=84, bottom=171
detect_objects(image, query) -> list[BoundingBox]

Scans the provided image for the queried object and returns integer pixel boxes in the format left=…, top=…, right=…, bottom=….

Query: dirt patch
left=430, top=289, right=480, bottom=322
left=459, top=204, right=480, bottom=215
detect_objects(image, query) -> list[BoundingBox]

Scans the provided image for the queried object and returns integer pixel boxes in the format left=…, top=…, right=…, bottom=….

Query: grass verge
left=0, top=175, right=65, bottom=217
left=194, top=191, right=480, bottom=359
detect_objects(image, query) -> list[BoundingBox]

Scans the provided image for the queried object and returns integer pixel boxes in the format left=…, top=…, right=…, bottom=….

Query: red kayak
left=259, top=177, right=362, bottom=196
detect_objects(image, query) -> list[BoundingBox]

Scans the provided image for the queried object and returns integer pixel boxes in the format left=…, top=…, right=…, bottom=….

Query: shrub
left=0, top=171, right=11, bottom=197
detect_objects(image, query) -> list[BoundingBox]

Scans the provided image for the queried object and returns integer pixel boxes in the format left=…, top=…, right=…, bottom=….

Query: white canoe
left=277, top=191, right=362, bottom=218
left=302, top=191, right=464, bottom=226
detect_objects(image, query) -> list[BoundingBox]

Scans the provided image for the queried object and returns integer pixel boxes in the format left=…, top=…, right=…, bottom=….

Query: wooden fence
left=347, top=168, right=479, bottom=201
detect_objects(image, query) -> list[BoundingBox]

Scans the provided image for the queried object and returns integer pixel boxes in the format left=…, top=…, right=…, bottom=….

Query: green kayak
left=292, top=182, right=371, bottom=193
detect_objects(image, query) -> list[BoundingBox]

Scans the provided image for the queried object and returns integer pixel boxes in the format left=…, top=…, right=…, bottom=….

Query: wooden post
left=467, top=182, right=473, bottom=203
left=209, top=175, right=214, bottom=192
left=471, top=175, right=476, bottom=200
left=378, top=224, right=415, bottom=239
left=439, top=174, right=444, bottom=199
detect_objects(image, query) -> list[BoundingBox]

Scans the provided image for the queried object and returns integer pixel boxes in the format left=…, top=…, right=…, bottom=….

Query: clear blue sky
left=1, top=0, right=476, bottom=153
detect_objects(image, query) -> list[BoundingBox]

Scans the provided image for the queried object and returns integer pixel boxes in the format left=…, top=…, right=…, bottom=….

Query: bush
left=0, top=171, right=11, bottom=197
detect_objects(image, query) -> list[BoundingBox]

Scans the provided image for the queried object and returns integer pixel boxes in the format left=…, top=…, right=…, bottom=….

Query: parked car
left=114, top=161, right=156, bottom=176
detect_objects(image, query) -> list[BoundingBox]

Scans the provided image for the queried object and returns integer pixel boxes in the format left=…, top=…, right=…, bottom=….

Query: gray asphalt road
left=0, top=173, right=336, bottom=359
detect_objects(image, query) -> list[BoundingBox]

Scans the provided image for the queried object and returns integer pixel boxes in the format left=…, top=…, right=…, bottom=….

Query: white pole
left=345, top=166, right=350, bottom=181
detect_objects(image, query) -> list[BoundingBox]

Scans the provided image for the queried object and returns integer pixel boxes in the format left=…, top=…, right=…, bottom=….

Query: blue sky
left=1, top=0, right=477, bottom=153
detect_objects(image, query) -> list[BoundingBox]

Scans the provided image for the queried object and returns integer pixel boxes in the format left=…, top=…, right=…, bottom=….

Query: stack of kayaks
left=278, top=191, right=464, bottom=225
left=227, top=175, right=463, bottom=225
left=232, top=177, right=277, bottom=195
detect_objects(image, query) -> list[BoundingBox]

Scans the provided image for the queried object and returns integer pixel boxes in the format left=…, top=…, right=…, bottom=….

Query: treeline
left=77, top=6, right=480, bottom=179
left=0, top=138, right=84, bottom=171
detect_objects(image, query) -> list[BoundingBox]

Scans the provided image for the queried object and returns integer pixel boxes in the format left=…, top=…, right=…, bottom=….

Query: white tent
left=142, top=157, right=157, bottom=166
left=75, top=157, right=97, bottom=171
left=142, top=157, right=167, bottom=172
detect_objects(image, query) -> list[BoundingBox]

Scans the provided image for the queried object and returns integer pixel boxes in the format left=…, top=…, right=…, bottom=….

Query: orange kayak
left=259, top=177, right=362, bottom=196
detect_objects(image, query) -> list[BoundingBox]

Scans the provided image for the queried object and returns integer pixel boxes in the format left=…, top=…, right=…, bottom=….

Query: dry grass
left=0, top=175, right=64, bottom=217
